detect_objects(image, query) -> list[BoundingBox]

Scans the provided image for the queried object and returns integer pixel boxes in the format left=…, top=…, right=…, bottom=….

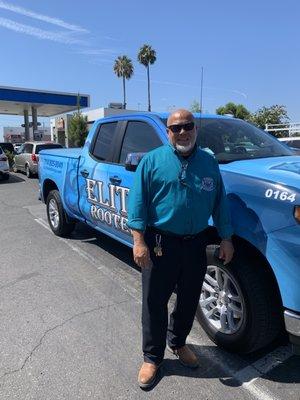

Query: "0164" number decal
left=265, top=189, right=296, bottom=202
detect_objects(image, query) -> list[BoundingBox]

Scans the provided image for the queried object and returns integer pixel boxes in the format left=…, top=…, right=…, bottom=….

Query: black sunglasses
left=167, top=122, right=195, bottom=134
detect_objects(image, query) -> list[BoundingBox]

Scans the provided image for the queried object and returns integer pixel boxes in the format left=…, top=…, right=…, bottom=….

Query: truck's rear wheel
left=196, top=245, right=283, bottom=354
left=46, top=190, right=75, bottom=237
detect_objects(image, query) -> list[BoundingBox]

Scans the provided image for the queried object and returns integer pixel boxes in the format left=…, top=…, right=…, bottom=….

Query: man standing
left=127, top=109, right=234, bottom=389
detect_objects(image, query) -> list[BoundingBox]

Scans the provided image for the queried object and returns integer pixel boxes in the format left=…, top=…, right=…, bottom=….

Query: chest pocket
left=192, top=173, right=217, bottom=194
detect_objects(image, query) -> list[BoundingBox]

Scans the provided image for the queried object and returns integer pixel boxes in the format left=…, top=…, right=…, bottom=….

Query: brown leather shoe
left=170, top=345, right=199, bottom=368
left=138, top=362, right=160, bottom=389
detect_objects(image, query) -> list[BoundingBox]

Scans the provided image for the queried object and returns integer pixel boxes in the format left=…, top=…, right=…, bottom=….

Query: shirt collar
left=168, top=143, right=198, bottom=160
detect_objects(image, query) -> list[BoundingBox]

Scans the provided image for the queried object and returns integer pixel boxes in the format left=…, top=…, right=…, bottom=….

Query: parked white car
left=0, top=146, right=9, bottom=181
left=14, top=141, right=63, bottom=178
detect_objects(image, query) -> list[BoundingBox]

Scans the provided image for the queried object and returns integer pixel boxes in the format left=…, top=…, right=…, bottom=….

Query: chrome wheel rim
left=200, top=265, right=245, bottom=334
left=48, top=199, right=59, bottom=229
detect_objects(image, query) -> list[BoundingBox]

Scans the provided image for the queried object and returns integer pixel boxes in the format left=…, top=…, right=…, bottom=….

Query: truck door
left=106, top=119, right=164, bottom=246
left=78, top=121, right=120, bottom=235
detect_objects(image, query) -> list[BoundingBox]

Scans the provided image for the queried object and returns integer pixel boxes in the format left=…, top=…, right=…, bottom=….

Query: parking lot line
left=242, top=382, right=282, bottom=400
left=189, top=333, right=292, bottom=400
left=236, top=345, right=292, bottom=382
left=234, top=345, right=292, bottom=400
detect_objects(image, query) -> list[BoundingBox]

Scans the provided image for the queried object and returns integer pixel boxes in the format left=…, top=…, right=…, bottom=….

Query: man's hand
left=133, top=242, right=153, bottom=269
left=219, top=239, right=234, bottom=265
left=131, top=229, right=153, bottom=269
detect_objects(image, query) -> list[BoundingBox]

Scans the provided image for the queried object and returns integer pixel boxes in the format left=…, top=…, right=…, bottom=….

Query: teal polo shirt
left=127, top=144, right=233, bottom=238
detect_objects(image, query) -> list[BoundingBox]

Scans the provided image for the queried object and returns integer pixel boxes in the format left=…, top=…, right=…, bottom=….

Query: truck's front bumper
left=284, top=310, right=300, bottom=336
left=284, top=309, right=300, bottom=354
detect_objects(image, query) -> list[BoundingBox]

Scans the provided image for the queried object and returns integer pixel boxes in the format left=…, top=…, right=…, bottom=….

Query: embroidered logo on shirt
left=201, top=177, right=215, bottom=191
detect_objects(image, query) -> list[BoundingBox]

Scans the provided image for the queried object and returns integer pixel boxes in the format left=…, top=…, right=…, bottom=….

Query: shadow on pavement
left=162, top=344, right=299, bottom=387
left=219, top=354, right=300, bottom=387
left=0, top=174, right=25, bottom=184
left=264, top=355, right=300, bottom=383
left=70, top=221, right=139, bottom=271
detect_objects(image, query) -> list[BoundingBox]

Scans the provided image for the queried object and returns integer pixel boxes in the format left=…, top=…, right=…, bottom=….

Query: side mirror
left=125, top=152, right=146, bottom=171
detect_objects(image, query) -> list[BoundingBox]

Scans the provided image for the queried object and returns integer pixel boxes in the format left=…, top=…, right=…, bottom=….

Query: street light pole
left=200, top=66, right=204, bottom=114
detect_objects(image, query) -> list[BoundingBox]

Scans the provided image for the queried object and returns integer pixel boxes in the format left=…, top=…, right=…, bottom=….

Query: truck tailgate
left=39, top=148, right=82, bottom=220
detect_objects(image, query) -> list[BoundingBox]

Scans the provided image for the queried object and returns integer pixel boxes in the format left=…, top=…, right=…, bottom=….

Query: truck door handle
left=80, top=169, right=89, bottom=178
left=109, top=176, right=122, bottom=185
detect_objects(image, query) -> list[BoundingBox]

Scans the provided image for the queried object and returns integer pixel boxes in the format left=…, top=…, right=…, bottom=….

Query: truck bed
left=39, top=148, right=82, bottom=159
left=38, top=148, right=82, bottom=221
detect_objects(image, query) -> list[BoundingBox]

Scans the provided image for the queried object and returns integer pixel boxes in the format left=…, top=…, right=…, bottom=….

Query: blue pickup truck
left=38, top=113, right=300, bottom=354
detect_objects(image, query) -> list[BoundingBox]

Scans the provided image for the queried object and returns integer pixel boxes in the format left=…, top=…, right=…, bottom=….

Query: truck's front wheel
left=46, top=190, right=75, bottom=237
left=196, top=245, right=283, bottom=354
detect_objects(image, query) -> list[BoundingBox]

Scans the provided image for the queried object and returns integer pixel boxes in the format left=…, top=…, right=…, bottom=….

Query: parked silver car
left=0, top=146, right=10, bottom=181
left=14, top=142, right=63, bottom=178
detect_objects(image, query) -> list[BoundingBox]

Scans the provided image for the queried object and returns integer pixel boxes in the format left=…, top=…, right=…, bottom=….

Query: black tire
left=196, top=244, right=283, bottom=354
left=2, top=174, right=9, bottom=181
left=46, top=190, right=76, bottom=237
left=25, top=164, right=32, bottom=178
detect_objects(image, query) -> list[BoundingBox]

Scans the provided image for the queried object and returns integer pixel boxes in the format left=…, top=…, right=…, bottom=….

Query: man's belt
left=147, top=226, right=205, bottom=241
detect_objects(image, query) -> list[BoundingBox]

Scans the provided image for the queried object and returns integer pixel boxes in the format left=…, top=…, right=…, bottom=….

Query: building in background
left=3, top=126, right=51, bottom=143
left=3, top=127, right=24, bottom=143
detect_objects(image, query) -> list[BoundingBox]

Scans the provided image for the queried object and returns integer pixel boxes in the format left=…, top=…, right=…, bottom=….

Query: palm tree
left=138, top=44, right=157, bottom=112
left=113, top=55, right=134, bottom=109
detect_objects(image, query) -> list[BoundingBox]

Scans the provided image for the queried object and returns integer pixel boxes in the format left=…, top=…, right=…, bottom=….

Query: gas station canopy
left=0, top=86, right=90, bottom=117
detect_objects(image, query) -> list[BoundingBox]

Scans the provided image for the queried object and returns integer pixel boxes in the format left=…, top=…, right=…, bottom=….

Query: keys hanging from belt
left=154, top=234, right=163, bottom=256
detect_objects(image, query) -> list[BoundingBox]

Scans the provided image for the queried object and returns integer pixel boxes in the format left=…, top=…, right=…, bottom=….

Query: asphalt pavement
left=0, top=172, right=299, bottom=400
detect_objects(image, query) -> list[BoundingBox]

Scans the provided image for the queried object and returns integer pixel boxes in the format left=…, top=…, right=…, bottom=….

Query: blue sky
left=0, top=0, right=300, bottom=138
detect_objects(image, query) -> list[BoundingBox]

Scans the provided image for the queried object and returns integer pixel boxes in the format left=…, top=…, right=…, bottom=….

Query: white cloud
left=88, top=58, right=115, bottom=66
left=135, top=76, right=248, bottom=99
left=103, top=35, right=121, bottom=41
left=135, top=77, right=196, bottom=88
left=205, top=86, right=248, bottom=99
left=0, top=0, right=88, bottom=32
left=0, top=1, right=122, bottom=63
left=231, top=89, right=247, bottom=99
left=77, top=48, right=118, bottom=56
left=0, top=17, right=87, bottom=44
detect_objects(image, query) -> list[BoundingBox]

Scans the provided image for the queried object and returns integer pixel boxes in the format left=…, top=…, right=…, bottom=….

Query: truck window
left=92, top=122, right=118, bottom=161
left=119, top=121, right=162, bottom=164
left=196, top=118, right=292, bottom=163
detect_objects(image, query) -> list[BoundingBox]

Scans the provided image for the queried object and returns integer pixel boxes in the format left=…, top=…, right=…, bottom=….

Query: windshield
left=35, top=144, right=63, bottom=154
left=160, top=117, right=293, bottom=163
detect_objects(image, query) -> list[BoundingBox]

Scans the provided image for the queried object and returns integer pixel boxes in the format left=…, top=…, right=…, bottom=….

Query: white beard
left=175, top=142, right=195, bottom=154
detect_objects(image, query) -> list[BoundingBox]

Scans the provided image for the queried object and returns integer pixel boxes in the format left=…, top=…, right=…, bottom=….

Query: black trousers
left=142, top=228, right=207, bottom=365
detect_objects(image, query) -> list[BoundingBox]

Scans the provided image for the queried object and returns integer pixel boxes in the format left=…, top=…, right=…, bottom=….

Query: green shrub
left=4, top=150, right=15, bottom=170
